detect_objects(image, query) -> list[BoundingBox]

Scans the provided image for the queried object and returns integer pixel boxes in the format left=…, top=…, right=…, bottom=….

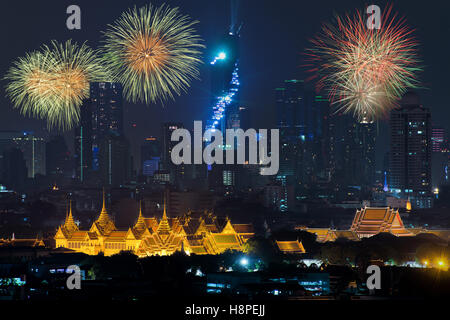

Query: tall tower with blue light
left=206, top=0, right=241, bottom=134
left=206, top=0, right=242, bottom=191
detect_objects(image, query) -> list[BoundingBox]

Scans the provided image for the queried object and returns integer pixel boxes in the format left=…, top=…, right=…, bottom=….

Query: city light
left=205, top=59, right=240, bottom=135
left=210, top=51, right=227, bottom=65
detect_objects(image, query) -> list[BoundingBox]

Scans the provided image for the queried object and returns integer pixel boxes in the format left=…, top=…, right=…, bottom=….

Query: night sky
left=0, top=0, right=448, bottom=170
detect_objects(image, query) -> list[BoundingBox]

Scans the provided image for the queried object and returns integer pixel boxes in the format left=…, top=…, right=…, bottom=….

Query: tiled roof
left=275, top=240, right=306, bottom=254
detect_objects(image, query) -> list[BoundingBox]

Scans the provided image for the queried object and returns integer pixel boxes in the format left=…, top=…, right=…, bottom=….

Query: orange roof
left=233, top=224, right=254, bottom=234
left=275, top=240, right=306, bottom=254
left=351, top=207, right=413, bottom=238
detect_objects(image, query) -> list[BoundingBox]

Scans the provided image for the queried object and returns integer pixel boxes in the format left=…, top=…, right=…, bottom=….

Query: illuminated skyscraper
left=431, top=127, right=445, bottom=153
left=74, top=82, right=124, bottom=182
left=389, top=92, right=432, bottom=208
left=206, top=0, right=242, bottom=191
left=161, top=123, right=184, bottom=186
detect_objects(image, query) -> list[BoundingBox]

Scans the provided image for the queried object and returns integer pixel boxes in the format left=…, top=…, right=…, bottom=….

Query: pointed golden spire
left=64, top=200, right=78, bottom=232
left=157, top=199, right=171, bottom=234
left=163, top=201, right=167, bottom=220
left=101, top=188, right=107, bottom=214
left=95, top=188, right=115, bottom=232
left=134, top=201, right=146, bottom=231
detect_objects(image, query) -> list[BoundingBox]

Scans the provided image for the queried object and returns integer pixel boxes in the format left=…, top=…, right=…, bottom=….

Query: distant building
left=141, top=137, right=160, bottom=176
left=275, top=81, right=332, bottom=207
left=74, top=82, right=123, bottom=182
left=263, top=183, right=288, bottom=212
left=46, top=136, right=72, bottom=177
left=1, top=148, right=27, bottom=191
left=431, top=127, right=445, bottom=153
left=161, top=123, right=184, bottom=185
left=389, top=92, right=432, bottom=208
left=13, top=132, right=46, bottom=178
left=98, top=134, right=131, bottom=187
left=275, top=240, right=306, bottom=254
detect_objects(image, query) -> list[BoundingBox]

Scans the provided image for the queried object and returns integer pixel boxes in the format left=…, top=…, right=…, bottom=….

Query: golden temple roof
left=276, top=240, right=306, bottom=254
left=350, top=207, right=413, bottom=238
left=156, top=202, right=171, bottom=234
left=63, top=201, right=78, bottom=233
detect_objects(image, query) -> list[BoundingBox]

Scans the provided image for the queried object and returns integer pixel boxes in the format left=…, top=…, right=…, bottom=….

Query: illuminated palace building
left=55, top=195, right=254, bottom=257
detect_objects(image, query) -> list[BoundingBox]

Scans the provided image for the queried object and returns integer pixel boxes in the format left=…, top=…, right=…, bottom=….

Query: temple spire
left=64, top=200, right=78, bottom=232
left=157, top=200, right=171, bottom=234
left=134, top=201, right=146, bottom=231
left=101, top=188, right=107, bottom=214
left=163, top=201, right=167, bottom=220
left=96, top=188, right=115, bottom=231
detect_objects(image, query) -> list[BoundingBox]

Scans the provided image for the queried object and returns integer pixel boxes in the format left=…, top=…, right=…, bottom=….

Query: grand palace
left=54, top=194, right=254, bottom=257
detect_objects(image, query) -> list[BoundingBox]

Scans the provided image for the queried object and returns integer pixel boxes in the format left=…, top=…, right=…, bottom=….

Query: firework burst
left=5, top=40, right=108, bottom=130
left=305, top=6, right=422, bottom=121
left=100, top=3, right=204, bottom=104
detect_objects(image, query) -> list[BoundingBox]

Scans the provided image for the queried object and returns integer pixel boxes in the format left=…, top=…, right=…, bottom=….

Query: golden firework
left=100, top=3, right=204, bottom=104
left=5, top=40, right=109, bottom=130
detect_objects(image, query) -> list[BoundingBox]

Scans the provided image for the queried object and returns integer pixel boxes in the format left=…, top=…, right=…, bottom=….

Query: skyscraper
left=0, top=131, right=23, bottom=176
left=389, top=92, right=432, bottom=208
left=431, top=126, right=448, bottom=191
left=431, top=127, right=445, bottom=153
left=161, top=123, right=184, bottom=186
left=98, top=133, right=130, bottom=187
left=335, top=115, right=376, bottom=191
left=141, top=137, right=160, bottom=177
left=275, top=80, right=332, bottom=207
left=46, top=136, right=72, bottom=178
left=74, top=98, right=93, bottom=182
left=90, top=82, right=124, bottom=171
left=13, top=132, right=46, bottom=178
left=1, top=147, right=27, bottom=191
left=204, top=1, right=242, bottom=192
left=74, top=82, right=124, bottom=182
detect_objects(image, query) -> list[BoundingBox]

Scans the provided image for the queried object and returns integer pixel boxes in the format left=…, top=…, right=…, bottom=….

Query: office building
left=389, top=92, right=432, bottom=208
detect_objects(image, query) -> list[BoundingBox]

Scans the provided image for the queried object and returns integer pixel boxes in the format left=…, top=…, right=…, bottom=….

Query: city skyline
left=0, top=1, right=449, bottom=165
left=0, top=0, right=450, bottom=305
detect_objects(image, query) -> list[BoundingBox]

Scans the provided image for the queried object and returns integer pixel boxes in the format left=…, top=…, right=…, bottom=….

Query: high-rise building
left=141, top=137, right=160, bottom=177
left=431, top=127, right=448, bottom=191
left=46, top=136, right=72, bottom=177
left=13, top=132, right=46, bottom=178
left=431, top=127, right=445, bottom=153
left=339, top=115, right=376, bottom=190
left=1, top=148, right=27, bottom=191
left=98, top=133, right=131, bottom=187
left=90, top=82, right=123, bottom=171
left=204, top=1, right=242, bottom=192
left=74, top=99, right=93, bottom=182
left=0, top=131, right=23, bottom=176
left=389, top=92, right=432, bottom=208
left=161, top=123, right=184, bottom=185
left=275, top=80, right=332, bottom=207
left=74, top=82, right=124, bottom=182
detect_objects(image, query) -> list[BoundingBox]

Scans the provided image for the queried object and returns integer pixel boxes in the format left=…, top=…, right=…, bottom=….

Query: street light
left=240, top=257, right=248, bottom=266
